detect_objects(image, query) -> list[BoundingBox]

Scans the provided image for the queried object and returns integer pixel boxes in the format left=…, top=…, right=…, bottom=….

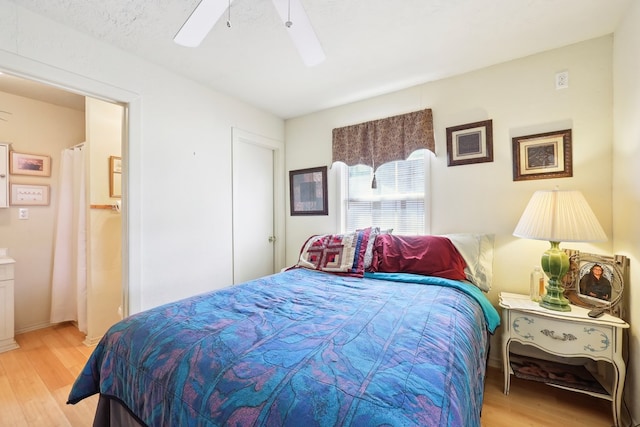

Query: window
left=341, top=150, right=429, bottom=235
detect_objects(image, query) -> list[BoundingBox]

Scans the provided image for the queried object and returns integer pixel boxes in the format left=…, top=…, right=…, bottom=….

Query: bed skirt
left=94, top=395, right=146, bottom=427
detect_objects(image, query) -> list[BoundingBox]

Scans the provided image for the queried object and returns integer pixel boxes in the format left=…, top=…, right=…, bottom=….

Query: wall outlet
left=556, top=71, right=569, bottom=89
left=18, top=208, right=29, bottom=220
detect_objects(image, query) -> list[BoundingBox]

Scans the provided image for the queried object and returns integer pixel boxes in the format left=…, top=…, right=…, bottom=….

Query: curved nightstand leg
left=611, top=355, right=625, bottom=427
left=502, top=338, right=511, bottom=395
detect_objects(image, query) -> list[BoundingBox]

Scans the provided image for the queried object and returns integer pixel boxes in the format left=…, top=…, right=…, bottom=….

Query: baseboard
left=15, top=321, right=53, bottom=335
left=83, top=335, right=102, bottom=347
left=487, top=356, right=501, bottom=369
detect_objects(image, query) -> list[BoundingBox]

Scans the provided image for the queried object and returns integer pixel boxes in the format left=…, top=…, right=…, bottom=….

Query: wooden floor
left=0, top=323, right=98, bottom=426
left=0, top=324, right=616, bottom=426
left=481, top=363, right=614, bottom=427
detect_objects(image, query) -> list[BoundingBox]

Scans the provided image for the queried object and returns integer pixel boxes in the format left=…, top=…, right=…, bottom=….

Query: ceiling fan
left=174, top=0, right=325, bottom=67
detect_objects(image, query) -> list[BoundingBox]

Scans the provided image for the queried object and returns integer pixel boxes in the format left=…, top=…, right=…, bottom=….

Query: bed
left=67, top=230, right=500, bottom=427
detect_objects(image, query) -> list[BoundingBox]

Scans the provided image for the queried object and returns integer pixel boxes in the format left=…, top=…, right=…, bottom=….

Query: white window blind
left=344, top=150, right=427, bottom=235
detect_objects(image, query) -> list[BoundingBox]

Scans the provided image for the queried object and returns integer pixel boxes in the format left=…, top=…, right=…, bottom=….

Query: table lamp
left=513, top=188, right=607, bottom=311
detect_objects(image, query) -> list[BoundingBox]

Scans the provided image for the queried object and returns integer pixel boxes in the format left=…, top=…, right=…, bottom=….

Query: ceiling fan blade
left=174, top=0, right=234, bottom=47
left=270, top=0, right=325, bottom=67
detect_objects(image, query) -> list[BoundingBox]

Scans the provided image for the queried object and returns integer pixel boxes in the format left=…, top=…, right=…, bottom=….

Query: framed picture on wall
left=9, top=151, right=52, bottom=177
left=289, top=166, right=328, bottom=216
left=512, top=129, right=572, bottom=181
left=446, top=120, right=493, bottom=166
left=10, top=183, right=50, bottom=206
left=109, top=156, right=122, bottom=198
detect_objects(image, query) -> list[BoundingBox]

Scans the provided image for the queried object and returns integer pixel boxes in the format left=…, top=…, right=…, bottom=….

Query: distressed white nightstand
left=499, top=292, right=629, bottom=427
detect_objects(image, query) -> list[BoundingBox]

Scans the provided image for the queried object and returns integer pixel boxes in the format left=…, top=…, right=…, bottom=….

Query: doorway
left=0, top=70, right=129, bottom=342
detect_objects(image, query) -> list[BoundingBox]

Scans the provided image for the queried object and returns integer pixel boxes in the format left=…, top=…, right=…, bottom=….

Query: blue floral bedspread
left=68, top=268, right=499, bottom=426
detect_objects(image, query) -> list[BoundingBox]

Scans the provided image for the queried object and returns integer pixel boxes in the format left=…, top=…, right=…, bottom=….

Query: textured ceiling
left=3, top=0, right=634, bottom=118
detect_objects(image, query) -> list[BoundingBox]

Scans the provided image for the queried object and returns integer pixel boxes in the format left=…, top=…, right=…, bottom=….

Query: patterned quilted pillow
left=361, top=227, right=393, bottom=271
left=296, top=229, right=371, bottom=277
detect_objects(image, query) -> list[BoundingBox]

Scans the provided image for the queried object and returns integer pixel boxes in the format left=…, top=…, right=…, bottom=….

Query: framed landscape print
left=9, top=151, right=51, bottom=177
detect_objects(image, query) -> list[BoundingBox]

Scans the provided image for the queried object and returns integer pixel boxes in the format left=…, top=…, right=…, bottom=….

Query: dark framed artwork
left=446, top=119, right=493, bottom=166
left=289, top=166, right=328, bottom=216
left=512, top=129, right=572, bottom=181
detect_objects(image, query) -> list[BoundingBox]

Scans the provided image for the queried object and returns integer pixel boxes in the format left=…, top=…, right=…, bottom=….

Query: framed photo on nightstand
left=561, top=249, right=629, bottom=318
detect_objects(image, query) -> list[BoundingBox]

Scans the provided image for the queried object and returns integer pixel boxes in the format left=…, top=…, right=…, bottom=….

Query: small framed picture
left=512, top=129, right=572, bottom=181
left=10, top=183, right=50, bottom=206
left=109, top=156, right=122, bottom=198
left=446, top=120, right=493, bottom=166
left=289, top=166, right=328, bottom=216
left=9, top=151, right=52, bottom=177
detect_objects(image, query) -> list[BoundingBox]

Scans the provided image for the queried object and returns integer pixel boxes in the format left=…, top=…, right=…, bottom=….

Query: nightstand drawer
left=510, top=311, right=613, bottom=358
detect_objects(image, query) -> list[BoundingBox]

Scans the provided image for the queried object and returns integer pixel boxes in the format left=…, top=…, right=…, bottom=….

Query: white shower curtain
left=50, top=145, right=88, bottom=333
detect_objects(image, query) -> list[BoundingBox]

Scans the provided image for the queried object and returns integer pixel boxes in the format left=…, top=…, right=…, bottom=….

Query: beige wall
left=286, top=36, right=614, bottom=275
left=613, top=1, right=640, bottom=423
left=285, top=35, right=615, bottom=371
left=0, top=90, right=85, bottom=332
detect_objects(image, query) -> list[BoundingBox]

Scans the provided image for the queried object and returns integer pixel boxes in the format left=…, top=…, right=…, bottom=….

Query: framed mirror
left=562, top=249, right=629, bottom=318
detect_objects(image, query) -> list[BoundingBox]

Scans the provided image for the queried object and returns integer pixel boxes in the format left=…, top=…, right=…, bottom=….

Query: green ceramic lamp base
left=539, top=241, right=571, bottom=312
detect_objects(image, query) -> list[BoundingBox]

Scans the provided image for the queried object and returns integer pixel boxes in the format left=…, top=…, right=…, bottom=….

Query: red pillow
left=370, top=234, right=467, bottom=281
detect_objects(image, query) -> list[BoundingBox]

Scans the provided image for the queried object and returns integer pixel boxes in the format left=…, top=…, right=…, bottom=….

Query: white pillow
left=443, top=233, right=494, bottom=292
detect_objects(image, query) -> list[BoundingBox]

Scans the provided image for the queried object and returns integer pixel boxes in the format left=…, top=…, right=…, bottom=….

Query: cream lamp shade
left=513, top=188, right=606, bottom=311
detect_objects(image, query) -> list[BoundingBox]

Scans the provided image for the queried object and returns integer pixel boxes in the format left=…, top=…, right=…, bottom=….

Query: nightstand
left=499, top=292, right=629, bottom=427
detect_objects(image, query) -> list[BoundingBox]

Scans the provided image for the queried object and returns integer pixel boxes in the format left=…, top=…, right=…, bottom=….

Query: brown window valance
left=332, top=109, right=435, bottom=171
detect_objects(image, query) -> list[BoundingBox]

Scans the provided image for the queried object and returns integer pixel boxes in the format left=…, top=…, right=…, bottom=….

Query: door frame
left=0, top=49, right=141, bottom=318
left=231, top=127, right=285, bottom=282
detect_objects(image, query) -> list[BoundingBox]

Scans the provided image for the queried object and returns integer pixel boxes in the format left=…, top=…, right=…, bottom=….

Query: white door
left=232, top=129, right=284, bottom=284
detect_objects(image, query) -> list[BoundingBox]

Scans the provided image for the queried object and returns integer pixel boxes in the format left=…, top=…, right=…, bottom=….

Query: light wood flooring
left=0, top=324, right=618, bottom=426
